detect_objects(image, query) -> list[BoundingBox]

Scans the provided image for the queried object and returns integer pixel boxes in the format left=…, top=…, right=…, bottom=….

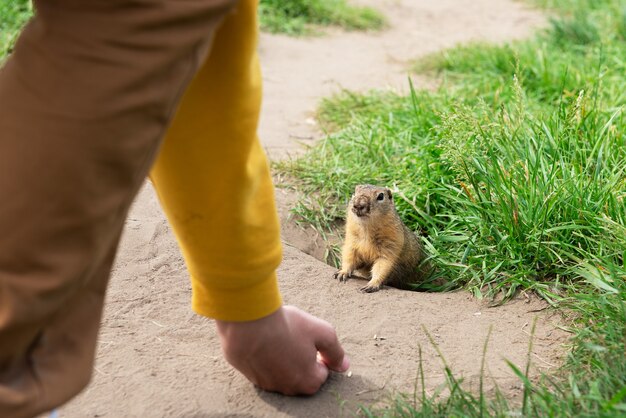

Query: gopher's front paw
left=360, top=283, right=381, bottom=293
left=333, top=270, right=352, bottom=282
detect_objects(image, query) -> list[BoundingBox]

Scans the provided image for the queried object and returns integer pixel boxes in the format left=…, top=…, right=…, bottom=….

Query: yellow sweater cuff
left=191, top=271, right=283, bottom=321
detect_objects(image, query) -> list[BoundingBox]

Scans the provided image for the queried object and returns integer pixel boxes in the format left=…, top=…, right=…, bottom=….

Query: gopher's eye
left=377, top=193, right=384, bottom=201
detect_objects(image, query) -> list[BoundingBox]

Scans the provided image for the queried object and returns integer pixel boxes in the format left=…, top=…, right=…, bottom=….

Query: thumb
left=313, top=321, right=350, bottom=372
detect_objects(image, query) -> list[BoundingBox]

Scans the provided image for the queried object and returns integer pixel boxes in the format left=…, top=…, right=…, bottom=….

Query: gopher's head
left=349, top=184, right=394, bottom=219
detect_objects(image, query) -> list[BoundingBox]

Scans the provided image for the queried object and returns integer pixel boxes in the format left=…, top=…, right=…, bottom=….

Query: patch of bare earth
left=59, top=1, right=569, bottom=417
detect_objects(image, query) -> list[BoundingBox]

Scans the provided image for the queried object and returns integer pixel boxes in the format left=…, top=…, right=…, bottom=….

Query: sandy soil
left=59, top=1, right=569, bottom=417
left=259, top=0, right=546, bottom=159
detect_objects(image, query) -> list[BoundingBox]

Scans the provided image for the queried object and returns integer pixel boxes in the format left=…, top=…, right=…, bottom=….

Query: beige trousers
left=0, top=1, right=243, bottom=416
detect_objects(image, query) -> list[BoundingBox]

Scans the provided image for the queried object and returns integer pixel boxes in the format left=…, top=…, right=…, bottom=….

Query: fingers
left=258, top=310, right=337, bottom=396
left=284, top=305, right=350, bottom=372
left=297, top=360, right=330, bottom=396
left=219, top=305, right=349, bottom=397
left=310, top=316, right=350, bottom=373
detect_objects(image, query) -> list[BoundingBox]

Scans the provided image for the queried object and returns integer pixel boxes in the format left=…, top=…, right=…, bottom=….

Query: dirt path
left=259, top=0, right=545, bottom=158
left=60, top=2, right=569, bottom=417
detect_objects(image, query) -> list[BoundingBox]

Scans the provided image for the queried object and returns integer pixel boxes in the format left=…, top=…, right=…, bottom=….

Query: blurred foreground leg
left=0, top=0, right=236, bottom=416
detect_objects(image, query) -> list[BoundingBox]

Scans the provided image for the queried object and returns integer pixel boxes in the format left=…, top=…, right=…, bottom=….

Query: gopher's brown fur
left=333, top=185, right=430, bottom=292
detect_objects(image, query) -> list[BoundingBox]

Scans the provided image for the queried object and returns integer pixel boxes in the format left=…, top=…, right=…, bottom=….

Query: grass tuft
left=259, top=0, right=385, bottom=35
left=0, top=0, right=31, bottom=61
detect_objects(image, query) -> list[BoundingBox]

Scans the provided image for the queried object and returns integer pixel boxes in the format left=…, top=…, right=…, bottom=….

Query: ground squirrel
left=333, top=185, right=430, bottom=292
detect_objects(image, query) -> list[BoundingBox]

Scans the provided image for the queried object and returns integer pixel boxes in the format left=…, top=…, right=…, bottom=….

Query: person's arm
left=149, top=0, right=348, bottom=395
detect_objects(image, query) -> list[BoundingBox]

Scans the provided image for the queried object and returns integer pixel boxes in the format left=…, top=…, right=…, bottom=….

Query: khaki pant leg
left=0, top=1, right=237, bottom=416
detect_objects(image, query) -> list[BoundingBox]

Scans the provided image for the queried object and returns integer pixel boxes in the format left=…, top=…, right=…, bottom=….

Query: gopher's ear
left=387, top=189, right=393, bottom=200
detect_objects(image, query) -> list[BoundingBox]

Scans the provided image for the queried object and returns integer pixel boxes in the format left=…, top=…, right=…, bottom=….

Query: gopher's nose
left=352, top=201, right=369, bottom=216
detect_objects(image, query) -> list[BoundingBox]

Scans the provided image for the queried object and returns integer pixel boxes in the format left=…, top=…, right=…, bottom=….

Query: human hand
left=215, top=305, right=349, bottom=395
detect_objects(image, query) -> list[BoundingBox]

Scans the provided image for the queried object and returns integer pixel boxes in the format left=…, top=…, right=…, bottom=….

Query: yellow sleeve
left=149, top=0, right=283, bottom=321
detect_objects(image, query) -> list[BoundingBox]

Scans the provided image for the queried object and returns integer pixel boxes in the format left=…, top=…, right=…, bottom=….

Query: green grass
left=278, top=0, right=626, bottom=415
left=0, top=0, right=31, bottom=61
left=259, top=0, right=385, bottom=35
